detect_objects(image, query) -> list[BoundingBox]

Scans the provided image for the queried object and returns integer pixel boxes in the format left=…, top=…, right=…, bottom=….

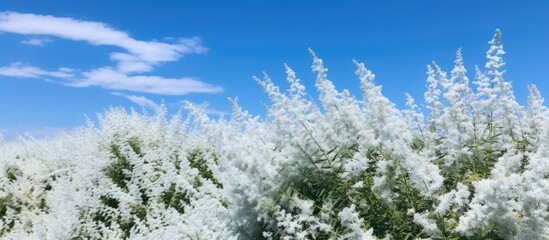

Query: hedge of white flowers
left=1, top=29, right=548, bottom=239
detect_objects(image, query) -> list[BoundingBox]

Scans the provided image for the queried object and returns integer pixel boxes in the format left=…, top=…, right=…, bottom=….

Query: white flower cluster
left=1, top=29, right=548, bottom=239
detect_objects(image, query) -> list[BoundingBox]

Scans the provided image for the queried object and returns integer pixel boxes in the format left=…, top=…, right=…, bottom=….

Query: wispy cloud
left=73, top=67, right=223, bottom=95
left=1, top=125, right=66, bottom=140
left=112, top=92, right=159, bottom=110
left=21, top=37, right=53, bottom=46
left=184, top=101, right=229, bottom=116
left=0, top=62, right=74, bottom=78
left=23, top=126, right=64, bottom=139
left=0, top=11, right=222, bottom=96
left=0, top=11, right=206, bottom=74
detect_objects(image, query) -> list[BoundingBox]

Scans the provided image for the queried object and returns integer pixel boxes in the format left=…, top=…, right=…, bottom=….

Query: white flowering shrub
left=1, top=29, right=548, bottom=239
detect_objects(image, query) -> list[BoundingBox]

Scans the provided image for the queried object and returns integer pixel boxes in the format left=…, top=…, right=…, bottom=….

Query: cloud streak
left=73, top=67, right=223, bottom=95
left=21, top=37, right=53, bottom=46
left=112, top=92, right=159, bottom=110
left=0, top=11, right=222, bottom=96
left=0, top=11, right=206, bottom=74
left=184, top=101, right=229, bottom=116
left=0, top=62, right=74, bottom=78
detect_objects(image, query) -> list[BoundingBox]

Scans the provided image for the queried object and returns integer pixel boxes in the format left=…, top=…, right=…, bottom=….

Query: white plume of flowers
left=438, top=48, right=475, bottom=167
left=1, top=29, right=548, bottom=239
left=355, top=59, right=443, bottom=198
left=525, top=84, right=548, bottom=146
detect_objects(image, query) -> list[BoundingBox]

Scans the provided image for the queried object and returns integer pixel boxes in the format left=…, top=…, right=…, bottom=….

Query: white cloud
left=1, top=125, right=80, bottom=140
left=110, top=52, right=153, bottom=73
left=112, top=92, right=159, bottom=110
left=0, top=11, right=206, bottom=74
left=2, top=126, right=66, bottom=140
left=70, top=67, right=223, bottom=95
left=0, top=64, right=223, bottom=95
left=22, top=126, right=63, bottom=139
left=0, top=62, right=74, bottom=78
left=0, top=11, right=222, bottom=96
left=187, top=101, right=229, bottom=116
left=21, top=37, right=53, bottom=46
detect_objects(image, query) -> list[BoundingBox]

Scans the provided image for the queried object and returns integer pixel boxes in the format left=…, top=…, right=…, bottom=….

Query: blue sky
left=1, top=1, right=548, bottom=139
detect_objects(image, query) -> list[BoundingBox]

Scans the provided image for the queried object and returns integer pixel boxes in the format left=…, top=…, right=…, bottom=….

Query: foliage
left=1, top=29, right=549, bottom=239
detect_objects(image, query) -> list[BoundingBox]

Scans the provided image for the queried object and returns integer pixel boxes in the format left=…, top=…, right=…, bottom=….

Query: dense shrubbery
left=1, top=30, right=549, bottom=239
